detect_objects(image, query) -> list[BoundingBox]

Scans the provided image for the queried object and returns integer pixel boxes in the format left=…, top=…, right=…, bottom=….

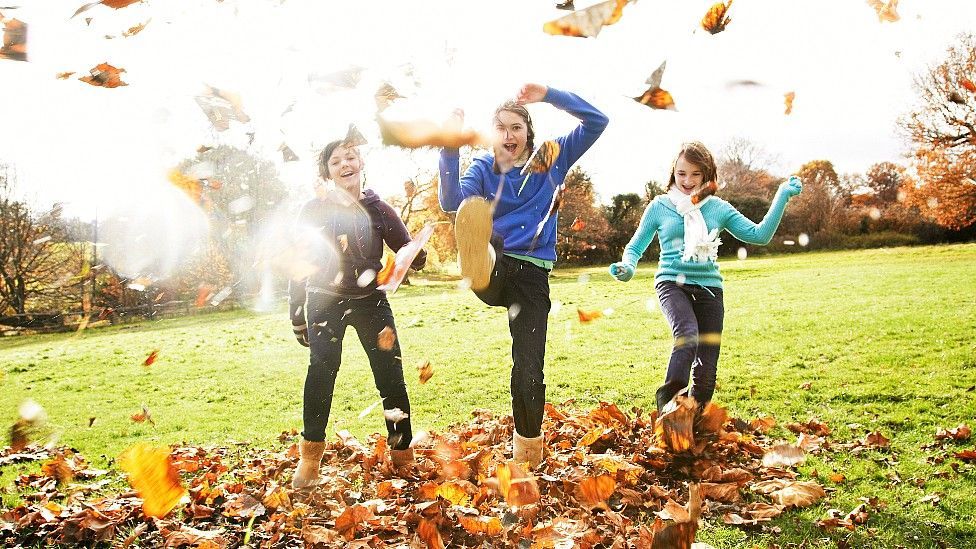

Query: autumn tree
left=718, top=137, right=780, bottom=199
left=785, top=160, right=841, bottom=236
left=865, top=162, right=904, bottom=205
left=899, top=33, right=976, bottom=230
left=557, top=167, right=612, bottom=263
left=604, top=193, right=645, bottom=258
left=0, top=172, right=72, bottom=315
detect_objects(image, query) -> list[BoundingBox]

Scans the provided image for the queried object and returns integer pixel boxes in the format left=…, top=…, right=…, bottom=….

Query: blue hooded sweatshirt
left=438, top=87, right=608, bottom=263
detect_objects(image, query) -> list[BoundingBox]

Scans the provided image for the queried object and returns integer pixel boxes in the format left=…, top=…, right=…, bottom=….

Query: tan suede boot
left=455, top=197, right=495, bottom=291
left=390, top=447, right=415, bottom=467
left=292, top=440, right=325, bottom=489
left=513, top=431, right=544, bottom=469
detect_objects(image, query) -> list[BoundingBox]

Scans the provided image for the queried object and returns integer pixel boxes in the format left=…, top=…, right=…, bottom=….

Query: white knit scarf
left=667, top=188, right=721, bottom=263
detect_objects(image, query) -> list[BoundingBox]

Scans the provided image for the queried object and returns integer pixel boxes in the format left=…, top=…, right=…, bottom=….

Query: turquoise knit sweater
left=619, top=184, right=796, bottom=289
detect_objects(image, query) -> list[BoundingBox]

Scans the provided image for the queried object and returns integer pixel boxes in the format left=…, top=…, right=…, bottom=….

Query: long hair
left=667, top=141, right=717, bottom=190
left=492, top=101, right=535, bottom=173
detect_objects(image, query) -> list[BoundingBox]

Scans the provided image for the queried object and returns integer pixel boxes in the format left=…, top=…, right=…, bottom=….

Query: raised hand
left=515, top=83, right=548, bottom=105
left=782, top=175, right=803, bottom=198
left=608, top=262, right=635, bottom=282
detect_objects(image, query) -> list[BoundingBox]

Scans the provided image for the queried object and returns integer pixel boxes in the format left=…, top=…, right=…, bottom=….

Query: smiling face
left=673, top=154, right=705, bottom=195
left=325, top=145, right=363, bottom=195
left=492, top=109, right=529, bottom=164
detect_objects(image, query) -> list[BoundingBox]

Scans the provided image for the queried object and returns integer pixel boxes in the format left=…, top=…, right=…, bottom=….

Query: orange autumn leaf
left=10, top=419, right=30, bottom=451
left=701, top=0, right=733, bottom=35
left=71, top=0, right=142, bottom=18
left=954, top=450, right=976, bottom=463
left=633, top=61, right=676, bottom=111
left=866, top=0, right=899, bottom=23
left=377, top=116, right=487, bottom=149
left=862, top=431, right=890, bottom=448
left=143, top=349, right=159, bottom=367
left=194, top=285, right=211, bottom=308
left=655, top=395, right=696, bottom=452
left=577, top=308, right=603, bottom=323
left=119, top=443, right=187, bottom=518
left=571, top=217, right=586, bottom=231
left=435, top=481, right=470, bottom=506
left=377, top=326, right=396, bottom=352
left=576, top=475, right=616, bottom=508
left=0, top=17, right=27, bottom=62
left=495, top=461, right=540, bottom=507
left=543, top=0, right=631, bottom=38
left=122, top=19, right=149, bottom=37
left=334, top=504, right=373, bottom=541
left=526, top=140, right=561, bottom=174
left=961, top=78, right=976, bottom=94
left=56, top=71, right=75, bottom=79
left=418, top=519, right=445, bottom=549
left=41, top=453, right=77, bottom=484
left=130, top=404, right=155, bottom=427
left=459, top=515, right=502, bottom=536
left=375, top=251, right=395, bottom=286
left=79, top=62, right=128, bottom=88
left=784, top=91, right=795, bottom=115
left=417, top=360, right=434, bottom=384
left=696, top=401, right=728, bottom=433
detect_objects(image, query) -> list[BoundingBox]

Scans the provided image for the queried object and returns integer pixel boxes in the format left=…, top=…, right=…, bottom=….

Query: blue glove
left=609, top=262, right=635, bottom=282
left=781, top=175, right=802, bottom=198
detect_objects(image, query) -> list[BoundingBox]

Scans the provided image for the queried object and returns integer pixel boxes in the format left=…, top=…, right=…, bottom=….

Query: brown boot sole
left=455, top=197, right=494, bottom=291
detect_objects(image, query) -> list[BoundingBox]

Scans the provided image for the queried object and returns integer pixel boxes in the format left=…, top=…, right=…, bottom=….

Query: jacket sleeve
left=438, top=150, right=485, bottom=213
left=379, top=201, right=427, bottom=270
left=722, top=187, right=792, bottom=245
left=547, top=87, right=609, bottom=171
left=620, top=200, right=661, bottom=269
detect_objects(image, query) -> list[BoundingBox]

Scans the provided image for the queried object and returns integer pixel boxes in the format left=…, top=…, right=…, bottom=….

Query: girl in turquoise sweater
left=609, top=142, right=802, bottom=411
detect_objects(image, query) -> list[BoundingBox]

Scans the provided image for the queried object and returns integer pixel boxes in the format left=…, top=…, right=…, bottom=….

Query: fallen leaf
left=458, top=515, right=502, bottom=536
left=954, top=450, right=976, bottom=463
left=334, top=504, right=372, bottom=541
left=130, top=404, right=155, bottom=427
left=418, top=518, right=445, bottom=549
left=700, top=0, right=732, bottom=35
left=577, top=307, right=603, bottom=323
left=377, top=326, right=396, bottom=351
left=762, top=443, right=805, bottom=468
left=799, top=381, right=812, bottom=390
left=119, top=443, right=187, bottom=518
left=576, top=474, right=615, bottom=508
left=655, top=395, right=696, bottom=452
left=496, top=461, right=540, bottom=507
left=543, top=0, right=631, bottom=38
left=768, top=480, right=825, bottom=508
left=862, top=431, right=890, bottom=448
left=935, top=424, right=971, bottom=441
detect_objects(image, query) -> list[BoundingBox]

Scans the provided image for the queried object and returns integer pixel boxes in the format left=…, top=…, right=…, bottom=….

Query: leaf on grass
left=577, top=307, right=603, bottom=323
left=762, top=443, right=805, bottom=468
left=768, top=480, right=825, bottom=508
left=143, top=349, right=159, bottom=367
left=935, top=424, right=971, bottom=441
left=699, top=482, right=740, bottom=503
left=862, top=431, right=890, bottom=448
left=130, top=404, right=155, bottom=427
left=119, top=443, right=187, bottom=518
left=954, top=450, right=976, bottom=463
left=700, top=0, right=732, bottom=35
left=749, top=416, right=776, bottom=433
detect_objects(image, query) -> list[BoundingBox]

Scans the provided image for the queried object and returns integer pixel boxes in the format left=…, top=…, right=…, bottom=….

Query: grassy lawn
left=2, top=243, right=975, bottom=547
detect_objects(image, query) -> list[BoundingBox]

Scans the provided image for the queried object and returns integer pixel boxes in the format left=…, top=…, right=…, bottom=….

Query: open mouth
left=340, top=170, right=355, bottom=178
left=681, top=183, right=697, bottom=192
left=502, top=143, right=518, bottom=154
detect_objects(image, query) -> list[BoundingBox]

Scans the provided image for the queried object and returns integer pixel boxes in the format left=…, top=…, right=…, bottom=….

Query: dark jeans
left=474, top=246, right=550, bottom=439
left=303, top=291, right=412, bottom=450
left=655, top=280, right=725, bottom=411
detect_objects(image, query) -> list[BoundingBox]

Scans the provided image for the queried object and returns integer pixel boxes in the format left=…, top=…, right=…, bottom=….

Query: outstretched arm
left=438, top=109, right=484, bottom=212
left=724, top=176, right=803, bottom=245
left=610, top=201, right=660, bottom=281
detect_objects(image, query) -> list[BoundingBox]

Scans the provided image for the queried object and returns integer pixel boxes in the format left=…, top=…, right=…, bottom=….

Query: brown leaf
left=749, top=416, right=776, bottom=433
left=785, top=419, right=831, bottom=437
left=378, top=116, right=486, bottom=149
left=0, top=17, right=27, bottom=62
left=935, top=424, right=971, bottom=441
left=784, top=91, right=796, bottom=115
left=495, top=461, right=540, bottom=508
left=699, top=482, right=740, bottom=503
left=862, top=431, right=890, bottom=448
left=633, top=61, right=676, bottom=111
left=418, top=518, right=444, bottom=549
left=576, top=307, right=603, bottom=323
left=655, top=395, right=696, bottom=452
left=79, top=62, right=128, bottom=88
left=700, top=0, right=732, bottom=35
left=697, top=402, right=728, bottom=433
left=377, top=326, right=396, bottom=351
left=576, top=474, right=615, bottom=508
left=119, top=443, right=187, bottom=518
left=542, top=0, right=630, bottom=38
left=768, top=480, right=826, bottom=508
left=335, top=504, right=373, bottom=541
left=130, top=404, right=155, bottom=427
left=458, top=515, right=502, bottom=536
left=954, top=450, right=976, bottom=463
left=762, top=443, right=806, bottom=468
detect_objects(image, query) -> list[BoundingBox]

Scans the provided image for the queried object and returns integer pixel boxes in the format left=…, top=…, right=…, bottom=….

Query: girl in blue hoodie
left=610, top=141, right=802, bottom=412
left=289, top=139, right=427, bottom=488
left=439, top=83, right=608, bottom=467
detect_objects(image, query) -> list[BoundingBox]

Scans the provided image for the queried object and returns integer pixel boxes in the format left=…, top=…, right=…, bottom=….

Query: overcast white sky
left=1, top=0, right=974, bottom=221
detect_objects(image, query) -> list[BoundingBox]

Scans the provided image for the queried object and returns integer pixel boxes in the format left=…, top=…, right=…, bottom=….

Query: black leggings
left=302, top=291, right=412, bottom=449
left=475, top=251, right=551, bottom=439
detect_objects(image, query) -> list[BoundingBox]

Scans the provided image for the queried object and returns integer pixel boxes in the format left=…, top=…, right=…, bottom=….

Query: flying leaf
left=377, top=116, right=487, bottom=149
left=375, top=251, right=396, bottom=286
left=279, top=143, right=298, bottom=162
left=0, top=16, right=26, bottom=61
left=577, top=307, right=603, bottom=323
left=571, top=217, right=586, bottom=231
left=79, top=62, right=127, bottom=88
left=866, top=0, right=899, bottom=22
left=119, top=443, right=187, bottom=518
left=122, top=18, right=149, bottom=37
left=343, top=123, right=367, bottom=147
left=634, top=62, right=676, bottom=110
left=383, top=408, right=409, bottom=424
left=374, top=82, right=404, bottom=112
left=555, top=0, right=574, bottom=9
left=308, top=66, right=363, bottom=93
left=655, top=395, right=696, bottom=452
left=576, top=475, right=616, bottom=508
left=417, top=360, right=434, bottom=384
left=701, top=0, right=732, bottom=35
left=459, top=515, right=502, bottom=536
left=376, top=223, right=436, bottom=294
left=377, top=326, right=396, bottom=352
left=71, top=0, right=141, bottom=19
left=358, top=398, right=384, bottom=419
left=543, top=0, right=631, bottom=38
left=961, top=78, right=976, bottom=94
left=194, top=85, right=250, bottom=132
left=495, top=461, right=540, bottom=507
left=143, top=349, right=159, bottom=367
left=784, top=91, right=795, bottom=115
left=56, top=71, right=75, bottom=79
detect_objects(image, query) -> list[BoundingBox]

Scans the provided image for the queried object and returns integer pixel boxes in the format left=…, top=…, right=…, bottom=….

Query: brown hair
left=667, top=141, right=717, bottom=190
left=493, top=101, right=535, bottom=154
left=317, top=140, right=361, bottom=180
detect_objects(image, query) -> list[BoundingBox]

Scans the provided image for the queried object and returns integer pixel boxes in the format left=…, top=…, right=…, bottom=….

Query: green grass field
left=2, top=244, right=975, bottom=547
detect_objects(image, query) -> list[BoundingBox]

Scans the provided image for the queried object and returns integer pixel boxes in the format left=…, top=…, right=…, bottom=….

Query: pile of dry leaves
left=3, top=398, right=970, bottom=548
